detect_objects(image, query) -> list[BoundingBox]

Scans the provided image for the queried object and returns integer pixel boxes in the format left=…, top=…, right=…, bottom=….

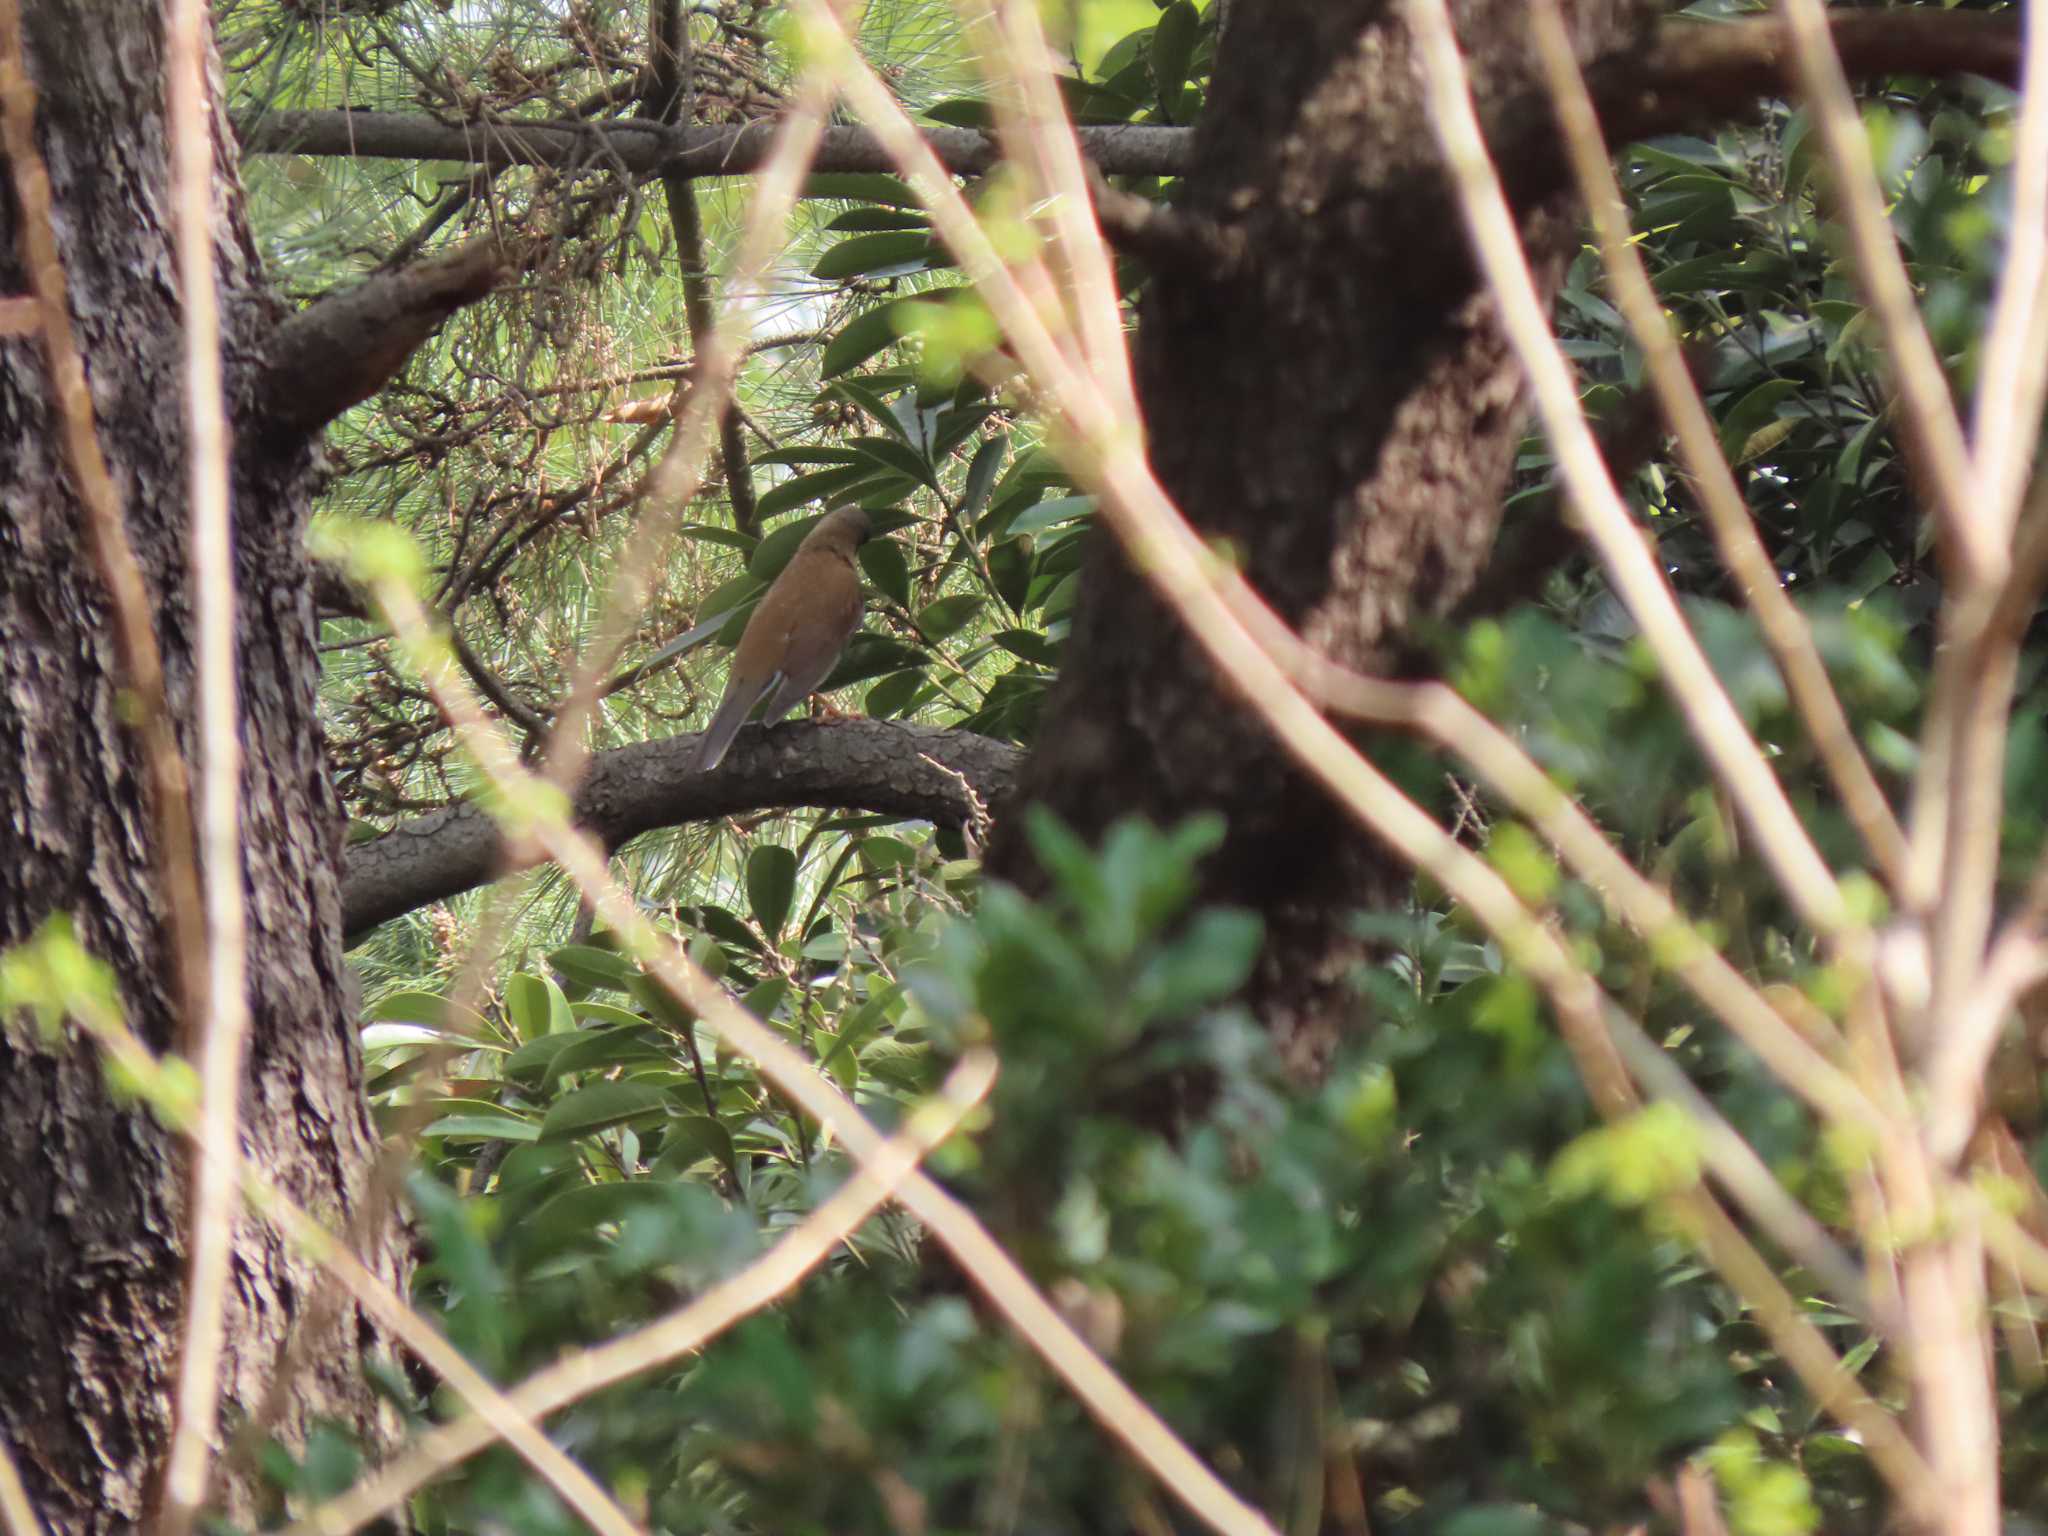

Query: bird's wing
left=755, top=559, right=863, bottom=723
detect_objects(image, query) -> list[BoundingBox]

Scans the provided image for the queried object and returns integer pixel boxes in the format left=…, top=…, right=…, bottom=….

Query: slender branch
left=160, top=0, right=251, bottom=1526
left=1971, top=0, right=2048, bottom=546
left=1923, top=505, right=2048, bottom=1159
left=1585, top=11, right=2020, bottom=145
left=231, top=14, right=2019, bottom=196
left=1412, top=0, right=1860, bottom=947
left=0, top=1437, right=40, bottom=1536
left=340, top=720, right=1022, bottom=939
left=1778, top=0, right=1990, bottom=588
left=236, top=110, right=1192, bottom=179
left=1531, top=0, right=1909, bottom=892
left=645, top=4, right=761, bottom=532
left=262, top=235, right=523, bottom=435
left=451, top=628, right=551, bottom=741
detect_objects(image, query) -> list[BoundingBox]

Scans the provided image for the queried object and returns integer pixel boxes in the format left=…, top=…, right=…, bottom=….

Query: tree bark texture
left=0, top=6, right=398, bottom=1531
left=993, top=0, right=1656, bottom=1078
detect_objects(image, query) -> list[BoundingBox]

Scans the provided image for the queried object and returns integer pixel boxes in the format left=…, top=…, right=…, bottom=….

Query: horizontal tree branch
left=263, top=235, right=526, bottom=434
left=236, top=111, right=1192, bottom=180
left=1597, top=9, right=2020, bottom=141
left=238, top=13, right=2017, bottom=207
left=341, top=719, right=1021, bottom=941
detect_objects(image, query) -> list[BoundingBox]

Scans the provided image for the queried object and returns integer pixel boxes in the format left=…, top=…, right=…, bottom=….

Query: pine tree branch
left=341, top=720, right=1021, bottom=939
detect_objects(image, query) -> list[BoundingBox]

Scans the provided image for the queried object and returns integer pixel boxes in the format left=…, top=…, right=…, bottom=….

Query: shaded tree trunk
left=0, top=6, right=398, bottom=1531
left=994, top=0, right=1653, bottom=1077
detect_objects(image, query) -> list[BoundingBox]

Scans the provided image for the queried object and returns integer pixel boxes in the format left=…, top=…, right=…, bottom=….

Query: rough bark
left=991, top=0, right=1656, bottom=1079
left=0, top=6, right=398, bottom=1532
left=341, top=720, right=1021, bottom=940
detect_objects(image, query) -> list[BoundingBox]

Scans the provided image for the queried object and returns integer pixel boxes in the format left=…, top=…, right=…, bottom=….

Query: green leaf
left=822, top=304, right=905, bottom=378
left=862, top=835, right=917, bottom=872
left=545, top=1024, right=671, bottom=1084
left=993, top=628, right=1062, bottom=666
left=924, top=98, right=993, bottom=130
left=754, top=465, right=882, bottom=523
left=826, top=207, right=931, bottom=233
left=960, top=434, right=1008, bottom=527
left=571, top=1000, right=652, bottom=1029
left=812, top=231, right=946, bottom=280
left=823, top=634, right=929, bottom=691
left=688, top=903, right=763, bottom=954
left=505, top=973, right=573, bottom=1042
left=816, top=983, right=900, bottom=1071
left=364, top=989, right=498, bottom=1044
left=539, top=1080, right=670, bottom=1143
left=1007, top=495, right=1097, bottom=538
left=833, top=378, right=913, bottom=443
left=988, top=536, right=1035, bottom=613
left=1150, top=1, right=1199, bottom=109
left=859, top=535, right=913, bottom=607
left=750, top=446, right=868, bottom=469
left=865, top=668, right=929, bottom=719
left=742, top=976, right=789, bottom=1023
left=503, top=1031, right=582, bottom=1083
left=747, top=845, right=798, bottom=938
left=746, top=513, right=830, bottom=582
left=1074, top=2, right=1156, bottom=81
left=919, top=594, right=984, bottom=639
left=800, top=173, right=923, bottom=206
left=424, top=1109, right=543, bottom=1142
left=651, top=1113, right=738, bottom=1180
left=1716, top=378, right=1800, bottom=465
left=847, top=435, right=939, bottom=491
left=676, top=521, right=757, bottom=553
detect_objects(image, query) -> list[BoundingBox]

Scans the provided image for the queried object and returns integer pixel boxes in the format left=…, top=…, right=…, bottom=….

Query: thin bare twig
left=1777, top=0, right=1991, bottom=587
left=1922, top=504, right=2048, bottom=1158
left=1408, top=0, right=1859, bottom=948
left=1970, top=0, right=2048, bottom=542
left=1528, top=0, right=1908, bottom=891
left=0, top=1438, right=41, bottom=1536
left=160, top=0, right=253, bottom=1526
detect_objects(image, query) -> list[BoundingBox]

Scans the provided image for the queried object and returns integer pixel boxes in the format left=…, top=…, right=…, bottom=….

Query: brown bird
left=688, top=505, right=872, bottom=774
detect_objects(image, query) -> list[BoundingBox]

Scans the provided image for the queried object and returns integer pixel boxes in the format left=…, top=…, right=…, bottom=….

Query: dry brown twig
left=1411, top=0, right=1863, bottom=950
left=1527, top=0, right=1909, bottom=890
left=159, top=0, right=257, bottom=1525
left=0, top=1438, right=40, bottom=1536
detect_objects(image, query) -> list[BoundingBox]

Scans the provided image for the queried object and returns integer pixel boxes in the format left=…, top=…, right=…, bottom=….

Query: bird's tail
left=687, top=673, right=776, bottom=775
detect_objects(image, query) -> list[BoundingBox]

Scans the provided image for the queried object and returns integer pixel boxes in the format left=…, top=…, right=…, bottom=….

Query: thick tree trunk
left=995, top=0, right=1652, bottom=1077
left=0, top=7, right=397, bottom=1531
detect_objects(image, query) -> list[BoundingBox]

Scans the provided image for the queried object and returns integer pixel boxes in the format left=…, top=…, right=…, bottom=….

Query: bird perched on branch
left=687, top=505, right=873, bottom=774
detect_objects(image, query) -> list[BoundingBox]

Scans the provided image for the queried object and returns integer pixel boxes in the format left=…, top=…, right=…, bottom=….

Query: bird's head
left=808, top=504, right=873, bottom=555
